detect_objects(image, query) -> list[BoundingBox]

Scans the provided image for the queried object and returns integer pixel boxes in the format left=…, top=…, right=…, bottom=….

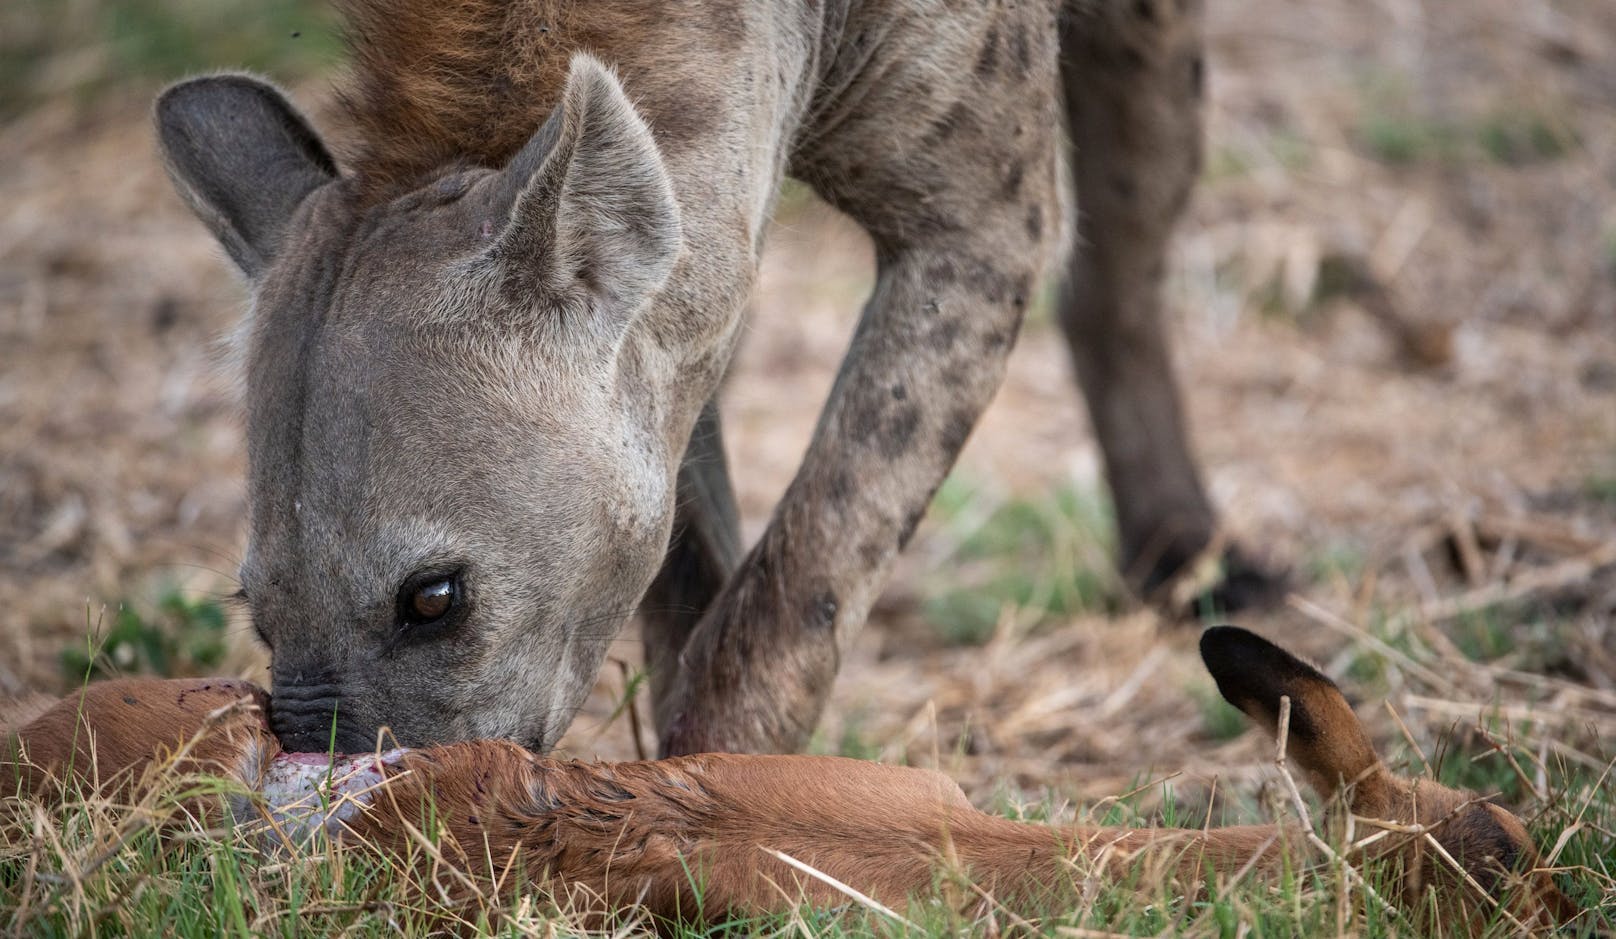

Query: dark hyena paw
left=1140, top=543, right=1289, bottom=618
left=1193, top=546, right=1290, bottom=616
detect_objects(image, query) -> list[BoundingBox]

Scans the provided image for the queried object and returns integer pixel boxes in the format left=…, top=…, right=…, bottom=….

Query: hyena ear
left=156, top=75, right=337, bottom=279
left=489, top=54, right=682, bottom=344
left=1200, top=626, right=1394, bottom=811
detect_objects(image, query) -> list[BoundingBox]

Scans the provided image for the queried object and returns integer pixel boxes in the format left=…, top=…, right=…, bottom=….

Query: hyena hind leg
left=641, top=397, right=742, bottom=731
left=1056, top=0, right=1284, bottom=612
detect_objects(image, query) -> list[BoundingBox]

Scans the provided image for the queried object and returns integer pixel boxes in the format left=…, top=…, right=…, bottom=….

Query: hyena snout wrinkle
left=267, top=668, right=351, bottom=752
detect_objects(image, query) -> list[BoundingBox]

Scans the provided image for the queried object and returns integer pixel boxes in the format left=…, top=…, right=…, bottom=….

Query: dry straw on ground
left=1, top=0, right=1615, bottom=930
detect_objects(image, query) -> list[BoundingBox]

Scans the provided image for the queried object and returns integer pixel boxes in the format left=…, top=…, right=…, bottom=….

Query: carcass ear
left=1200, top=625, right=1394, bottom=810
left=489, top=54, right=682, bottom=346
left=156, top=74, right=337, bottom=278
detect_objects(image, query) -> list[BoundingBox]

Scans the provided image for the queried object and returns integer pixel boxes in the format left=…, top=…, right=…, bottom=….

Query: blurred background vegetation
left=1, top=0, right=340, bottom=118
left=0, top=0, right=1613, bottom=930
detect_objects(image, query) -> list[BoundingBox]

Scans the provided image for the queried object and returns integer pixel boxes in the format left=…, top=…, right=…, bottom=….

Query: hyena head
left=155, top=56, right=683, bottom=752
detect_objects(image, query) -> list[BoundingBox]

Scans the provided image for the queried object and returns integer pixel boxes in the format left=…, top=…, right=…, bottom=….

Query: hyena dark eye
left=411, top=579, right=454, bottom=620
left=396, top=571, right=463, bottom=635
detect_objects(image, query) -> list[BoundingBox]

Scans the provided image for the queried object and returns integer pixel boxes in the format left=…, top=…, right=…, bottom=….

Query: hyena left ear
left=155, top=75, right=337, bottom=279
left=489, top=54, right=682, bottom=346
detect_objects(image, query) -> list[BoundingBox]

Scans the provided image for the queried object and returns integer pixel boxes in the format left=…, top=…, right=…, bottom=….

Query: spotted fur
left=154, top=0, right=1274, bottom=758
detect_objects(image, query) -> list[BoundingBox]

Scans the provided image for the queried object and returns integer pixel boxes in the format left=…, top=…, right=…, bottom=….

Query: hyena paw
left=1143, top=543, right=1290, bottom=618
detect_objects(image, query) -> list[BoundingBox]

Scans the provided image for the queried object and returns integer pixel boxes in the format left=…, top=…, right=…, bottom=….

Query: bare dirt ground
left=3, top=0, right=1615, bottom=819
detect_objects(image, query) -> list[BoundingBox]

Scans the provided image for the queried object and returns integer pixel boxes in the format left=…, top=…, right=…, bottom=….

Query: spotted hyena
left=154, top=0, right=1278, bottom=756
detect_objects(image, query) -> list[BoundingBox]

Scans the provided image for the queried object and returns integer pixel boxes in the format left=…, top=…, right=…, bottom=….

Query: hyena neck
left=334, top=0, right=817, bottom=425
left=335, top=0, right=805, bottom=209
left=336, top=0, right=565, bottom=203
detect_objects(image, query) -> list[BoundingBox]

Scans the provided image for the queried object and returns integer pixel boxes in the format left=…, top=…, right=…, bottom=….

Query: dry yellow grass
left=1, top=0, right=1615, bottom=930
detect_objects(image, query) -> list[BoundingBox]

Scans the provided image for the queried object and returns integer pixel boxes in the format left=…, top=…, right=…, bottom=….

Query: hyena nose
left=269, top=675, right=357, bottom=752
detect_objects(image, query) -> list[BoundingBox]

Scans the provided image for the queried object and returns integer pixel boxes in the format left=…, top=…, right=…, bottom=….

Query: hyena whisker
left=153, top=562, right=245, bottom=589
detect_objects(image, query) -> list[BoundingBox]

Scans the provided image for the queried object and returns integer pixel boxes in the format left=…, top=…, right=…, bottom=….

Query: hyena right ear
left=155, top=75, right=337, bottom=279
left=485, top=55, right=682, bottom=349
left=1200, top=626, right=1396, bottom=813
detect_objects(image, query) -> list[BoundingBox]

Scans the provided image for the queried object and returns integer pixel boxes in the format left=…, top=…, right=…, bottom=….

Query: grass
left=1195, top=687, right=1250, bottom=743
left=7, top=595, right=1613, bottom=936
left=1326, top=613, right=1616, bottom=920
left=1351, top=72, right=1578, bottom=169
left=1585, top=473, right=1616, bottom=507
left=814, top=710, right=887, bottom=762
left=918, top=475, right=1122, bottom=646
left=3, top=2, right=1614, bottom=934
left=8, top=737, right=1608, bottom=936
left=1205, top=127, right=1315, bottom=183
left=1302, top=542, right=1370, bottom=591
left=1357, top=110, right=1575, bottom=167
left=60, top=587, right=231, bottom=683
left=0, top=0, right=340, bottom=117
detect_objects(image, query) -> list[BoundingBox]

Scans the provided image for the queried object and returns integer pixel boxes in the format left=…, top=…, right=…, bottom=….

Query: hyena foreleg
left=641, top=397, right=742, bottom=727
left=658, top=219, right=1053, bottom=754
left=649, top=0, right=1067, bottom=756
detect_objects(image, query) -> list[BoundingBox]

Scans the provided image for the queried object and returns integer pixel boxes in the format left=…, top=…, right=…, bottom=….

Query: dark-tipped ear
left=156, top=75, right=337, bottom=278
left=490, top=54, right=681, bottom=344
left=1200, top=626, right=1337, bottom=742
left=1200, top=626, right=1387, bottom=805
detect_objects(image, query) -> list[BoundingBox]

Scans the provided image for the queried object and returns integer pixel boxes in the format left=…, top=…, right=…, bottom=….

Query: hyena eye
left=411, top=579, right=454, bottom=620
left=396, top=571, right=462, bottom=632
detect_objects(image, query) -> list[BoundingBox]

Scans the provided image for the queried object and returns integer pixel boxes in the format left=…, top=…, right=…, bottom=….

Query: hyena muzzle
left=155, top=0, right=1281, bottom=756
